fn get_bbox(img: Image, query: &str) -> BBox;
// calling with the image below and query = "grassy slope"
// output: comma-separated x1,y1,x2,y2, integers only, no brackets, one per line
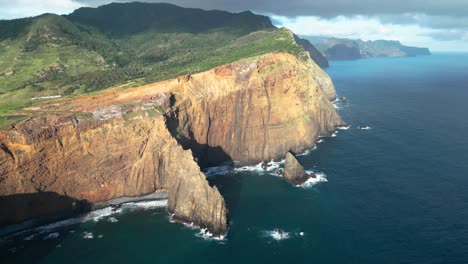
0,3,304,128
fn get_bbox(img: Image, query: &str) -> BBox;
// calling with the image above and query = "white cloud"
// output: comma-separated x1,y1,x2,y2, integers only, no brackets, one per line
0,0,85,19
271,15,468,52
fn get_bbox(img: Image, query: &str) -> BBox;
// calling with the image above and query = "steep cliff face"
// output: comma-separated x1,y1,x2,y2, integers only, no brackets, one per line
169,53,342,166
0,115,226,235
0,52,341,234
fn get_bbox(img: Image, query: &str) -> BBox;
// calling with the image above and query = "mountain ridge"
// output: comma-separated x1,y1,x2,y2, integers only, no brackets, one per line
0,2,326,129
306,36,431,60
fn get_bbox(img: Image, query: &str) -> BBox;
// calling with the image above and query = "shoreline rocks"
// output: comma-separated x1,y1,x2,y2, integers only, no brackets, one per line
283,152,310,186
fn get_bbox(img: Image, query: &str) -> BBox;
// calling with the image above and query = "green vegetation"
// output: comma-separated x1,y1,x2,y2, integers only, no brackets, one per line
0,2,307,127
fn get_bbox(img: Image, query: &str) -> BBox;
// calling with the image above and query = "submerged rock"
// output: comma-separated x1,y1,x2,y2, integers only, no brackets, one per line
283,152,310,186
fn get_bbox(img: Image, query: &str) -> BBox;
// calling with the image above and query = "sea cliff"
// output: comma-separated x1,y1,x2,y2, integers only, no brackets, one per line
0,52,342,236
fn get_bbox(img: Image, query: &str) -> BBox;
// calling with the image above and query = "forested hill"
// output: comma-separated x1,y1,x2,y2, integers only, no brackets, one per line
0,2,327,127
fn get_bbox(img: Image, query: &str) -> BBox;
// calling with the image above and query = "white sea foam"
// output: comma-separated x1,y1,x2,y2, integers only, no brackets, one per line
24,234,35,241
297,145,318,156
92,207,117,222
320,131,338,138
337,125,351,130
358,126,372,130
169,215,227,242
263,230,291,241
43,232,60,240
195,228,226,241
299,171,328,188
82,232,94,239
235,159,285,173
316,139,324,144
121,200,168,210
10,199,169,240
108,217,119,223
297,149,310,156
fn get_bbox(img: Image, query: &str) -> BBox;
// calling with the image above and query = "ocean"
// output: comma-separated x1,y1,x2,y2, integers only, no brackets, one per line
2,53,468,264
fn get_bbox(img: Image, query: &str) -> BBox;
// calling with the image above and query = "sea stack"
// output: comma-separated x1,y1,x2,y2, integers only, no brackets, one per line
283,152,310,185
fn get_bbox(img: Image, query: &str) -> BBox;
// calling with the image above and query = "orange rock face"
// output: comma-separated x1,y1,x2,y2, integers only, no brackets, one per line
0,52,342,235
170,53,343,166
0,116,227,235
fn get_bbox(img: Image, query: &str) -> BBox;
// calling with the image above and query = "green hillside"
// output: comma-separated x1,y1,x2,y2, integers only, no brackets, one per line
0,2,312,128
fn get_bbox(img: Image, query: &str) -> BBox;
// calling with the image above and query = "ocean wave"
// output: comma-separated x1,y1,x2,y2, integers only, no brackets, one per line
23,234,35,241
121,200,168,210
11,199,168,241
203,165,233,177
262,229,306,241
169,215,227,241
263,230,291,241
358,125,372,130
337,125,351,130
333,96,348,110
235,159,284,173
320,131,338,138
82,232,94,239
297,145,318,156
299,172,328,188
108,217,119,223
196,228,226,241
43,232,60,240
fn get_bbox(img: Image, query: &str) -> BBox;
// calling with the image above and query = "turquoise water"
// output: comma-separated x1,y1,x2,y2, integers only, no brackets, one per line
2,53,468,263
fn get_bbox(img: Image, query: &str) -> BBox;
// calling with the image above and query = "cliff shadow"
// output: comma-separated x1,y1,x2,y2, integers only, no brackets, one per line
0,192,92,264
163,99,241,224
207,173,244,224
164,105,233,169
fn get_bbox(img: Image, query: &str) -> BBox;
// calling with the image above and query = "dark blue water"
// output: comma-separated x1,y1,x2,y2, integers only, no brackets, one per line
2,53,468,263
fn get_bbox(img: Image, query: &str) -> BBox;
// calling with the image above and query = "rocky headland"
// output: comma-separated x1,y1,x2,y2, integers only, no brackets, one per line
307,37,431,61
0,51,343,236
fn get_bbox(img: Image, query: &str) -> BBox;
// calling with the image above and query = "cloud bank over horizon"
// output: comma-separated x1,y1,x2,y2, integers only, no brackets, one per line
1,0,467,51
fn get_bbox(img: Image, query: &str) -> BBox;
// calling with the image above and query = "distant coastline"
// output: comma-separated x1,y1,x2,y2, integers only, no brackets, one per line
304,36,431,61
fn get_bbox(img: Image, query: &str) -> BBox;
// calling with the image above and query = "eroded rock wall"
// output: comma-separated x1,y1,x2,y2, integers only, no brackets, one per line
0,115,226,235
171,53,342,166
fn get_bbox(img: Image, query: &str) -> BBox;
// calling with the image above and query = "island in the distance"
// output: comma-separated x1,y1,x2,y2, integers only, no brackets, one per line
305,36,431,61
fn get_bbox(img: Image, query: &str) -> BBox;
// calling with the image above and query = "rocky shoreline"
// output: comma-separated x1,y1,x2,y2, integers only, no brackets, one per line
0,192,169,238
91,192,168,210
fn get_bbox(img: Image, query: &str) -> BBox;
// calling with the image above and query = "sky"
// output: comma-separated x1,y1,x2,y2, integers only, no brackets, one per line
0,0,467,51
